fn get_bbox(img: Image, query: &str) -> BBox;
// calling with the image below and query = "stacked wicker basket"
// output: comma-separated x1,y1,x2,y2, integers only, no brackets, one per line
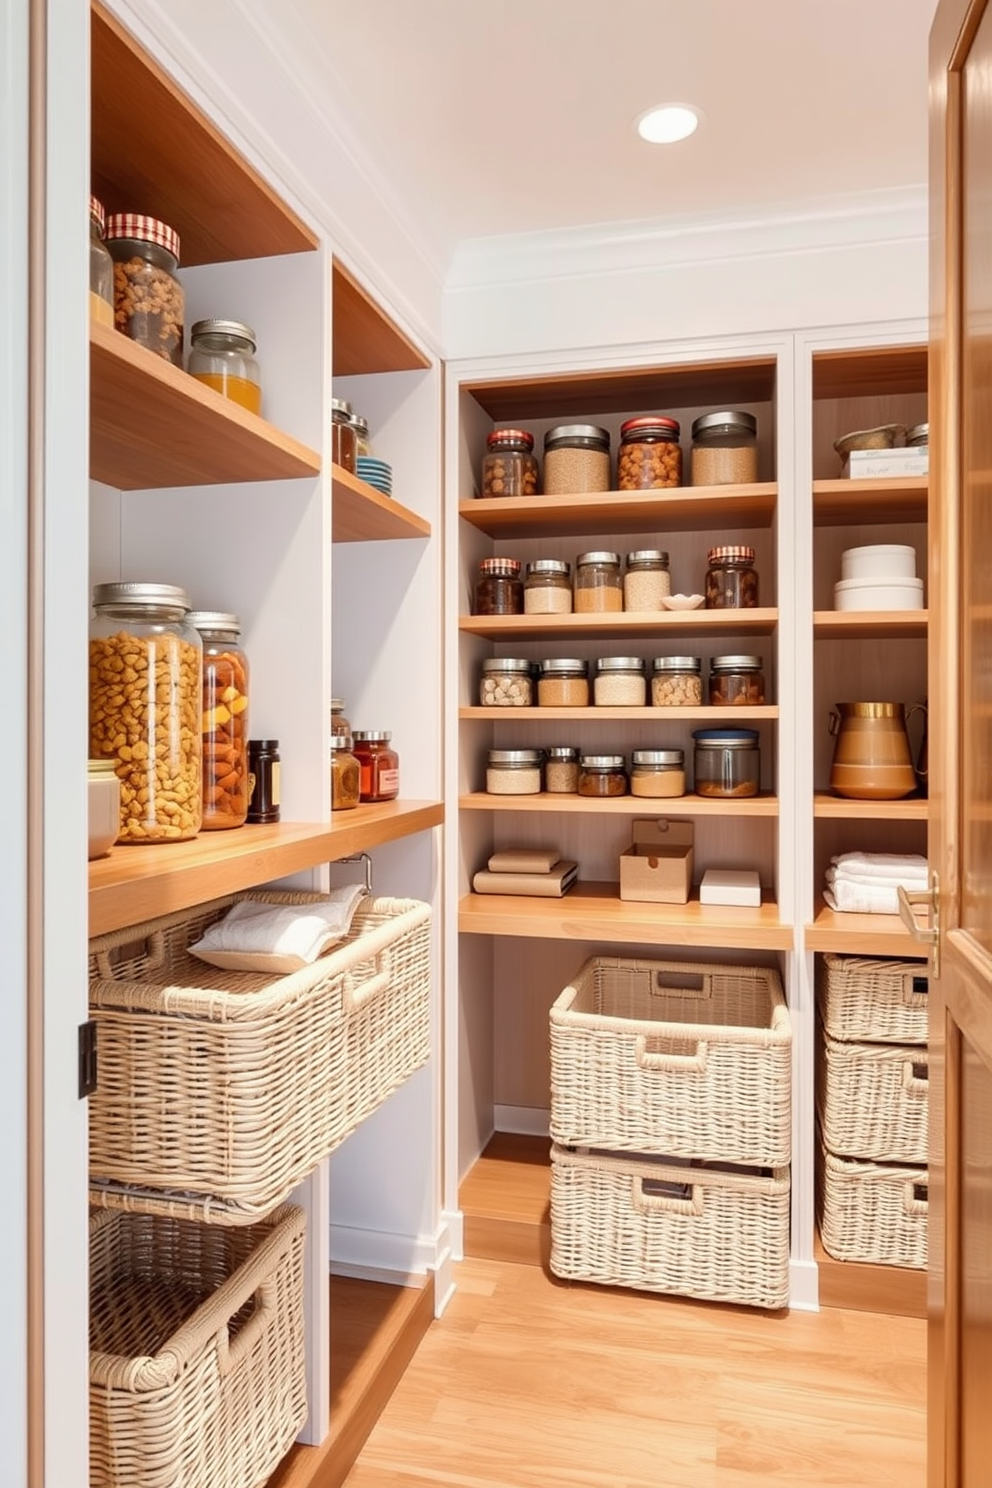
548,955,793,1310
816,954,929,1270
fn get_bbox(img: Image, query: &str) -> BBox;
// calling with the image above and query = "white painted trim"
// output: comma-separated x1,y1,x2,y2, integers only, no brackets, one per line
495,1105,550,1138
329,1221,445,1283
443,1207,464,1265
788,1257,820,1313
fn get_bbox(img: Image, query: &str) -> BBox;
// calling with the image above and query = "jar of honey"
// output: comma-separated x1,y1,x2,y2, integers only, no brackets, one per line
352,730,400,801
330,736,361,810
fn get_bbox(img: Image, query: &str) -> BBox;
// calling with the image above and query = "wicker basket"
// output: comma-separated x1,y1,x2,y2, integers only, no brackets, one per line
90,1204,307,1488
550,1144,791,1309
550,956,791,1167
88,891,432,1223
818,953,928,1045
818,1142,927,1269
818,1023,928,1163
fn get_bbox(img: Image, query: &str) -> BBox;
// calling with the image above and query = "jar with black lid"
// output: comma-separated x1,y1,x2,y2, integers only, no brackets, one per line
709,655,766,706
105,212,184,365
651,656,703,707
352,730,400,801
690,411,758,486
475,557,523,615
247,739,281,822
331,397,357,473
693,728,760,798
617,417,682,490
574,551,623,613
544,746,580,794
543,424,611,496
89,196,114,328
705,545,759,609
577,753,628,797
524,559,572,614
482,428,539,497
188,611,251,830
188,319,261,414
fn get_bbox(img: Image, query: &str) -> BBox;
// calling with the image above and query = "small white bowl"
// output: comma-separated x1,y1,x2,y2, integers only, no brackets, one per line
841,544,917,581
661,593,705,611
834,576,924,611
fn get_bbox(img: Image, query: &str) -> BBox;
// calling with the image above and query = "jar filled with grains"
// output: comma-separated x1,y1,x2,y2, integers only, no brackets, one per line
623,550,671,611
544,746,580,793
188,610,251,830
89,196,114,327
331,398,357,473
543,424,611,496
475,557,523,615
330,736,361,810
480,657,534,707
693,728,761,798
594,656,647,707
617,417,682,490
524,559,572,614
486,749,543,795
630,749,686,798
690,411,758,486
577,753,628,797
105,212,184,366
537,659,590,707
352,730,400,801
651,656,703,707
705,545,759,609
709,654,766,706
482,429,539,497
574,551,623,613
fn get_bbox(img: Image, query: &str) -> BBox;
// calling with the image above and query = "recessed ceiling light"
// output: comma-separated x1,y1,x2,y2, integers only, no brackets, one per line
636,104,701,145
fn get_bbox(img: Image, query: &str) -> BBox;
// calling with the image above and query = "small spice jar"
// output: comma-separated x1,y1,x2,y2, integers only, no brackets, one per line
486,749,542,795
594,656,647,707
906,422,929,448
574,551,623,613
330,697,352,746
651,656,703,707
188,610,251,830
331,398,357,473
105,212,184,366
349,412,371,457
544,746,580,794
524,559,572,615
709,654,766,706
480,657,533,707
89,196,114,328
630,749,686,798
537,659,590,707
693,728,761,798
617,417,682,490
623,550,672,611
481,428,539,497
577,754,628,797
330,736,361,810
352,730,400,801
474,557,523,615
188,319,262,414
705,545,759,609
690,411,759,486
543,424,611,496
247,739,281,823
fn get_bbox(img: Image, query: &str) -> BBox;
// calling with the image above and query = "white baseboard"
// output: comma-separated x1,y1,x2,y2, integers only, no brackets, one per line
328,1221,438,1285
494,1104,550,1137
788,1256,820,1312
442,1205,464,1264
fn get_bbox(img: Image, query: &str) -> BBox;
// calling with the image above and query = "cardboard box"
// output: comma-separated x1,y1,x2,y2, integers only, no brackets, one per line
699,868,762,907
842,448,929,479
619,819,694,904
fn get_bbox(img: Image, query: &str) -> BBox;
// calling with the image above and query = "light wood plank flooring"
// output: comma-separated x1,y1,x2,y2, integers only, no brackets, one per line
341,1256,926,1487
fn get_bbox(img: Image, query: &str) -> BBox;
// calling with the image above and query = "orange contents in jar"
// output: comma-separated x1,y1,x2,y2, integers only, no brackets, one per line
191,372,262,414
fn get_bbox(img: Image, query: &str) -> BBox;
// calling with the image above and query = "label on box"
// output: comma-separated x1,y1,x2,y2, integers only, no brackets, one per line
843,448,929,479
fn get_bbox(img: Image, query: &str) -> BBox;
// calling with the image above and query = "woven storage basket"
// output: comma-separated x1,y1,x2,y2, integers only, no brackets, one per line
88,890,431,1223
550,956,791,1167
90,1203,307,1488
818,1023,928,1163
550,1144,791,1309
818,953,928,1045
818,1142,927,1269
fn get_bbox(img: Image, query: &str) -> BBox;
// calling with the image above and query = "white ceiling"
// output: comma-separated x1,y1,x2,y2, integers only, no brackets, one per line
275,0,938,270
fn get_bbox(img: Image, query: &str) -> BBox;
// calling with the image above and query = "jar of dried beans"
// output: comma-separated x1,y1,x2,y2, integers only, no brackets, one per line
594,656,646,707
543,424,611,495
480,658,534,707
105,212,184,366
617,417,682,489
481,429,539,497
524,559,572,614
574,551,622,613
690,411,758,486
544,746,580,793
623,550,671,611
537,658,590,707
188,611,251,830
651,656,703,707
709,654,766,706
705,545,759,609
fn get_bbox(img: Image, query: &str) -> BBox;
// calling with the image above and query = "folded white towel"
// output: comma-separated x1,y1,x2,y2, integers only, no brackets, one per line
189,884,367,974
823,881,902,915
827,866,925,892
830,852,928,882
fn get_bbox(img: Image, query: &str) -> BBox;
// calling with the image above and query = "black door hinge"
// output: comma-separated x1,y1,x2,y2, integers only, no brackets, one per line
78,1021,98,1099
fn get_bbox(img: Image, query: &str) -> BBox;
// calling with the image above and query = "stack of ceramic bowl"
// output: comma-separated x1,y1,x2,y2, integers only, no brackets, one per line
356,455,393,496
834,544,923,611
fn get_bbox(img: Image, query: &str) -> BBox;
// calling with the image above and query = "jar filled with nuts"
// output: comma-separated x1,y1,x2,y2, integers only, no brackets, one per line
486,749,542,795
475,557,523,615
594,656,647,707
188,319,262,414
577,753,628,797
482,429,539,497
89,196,114,328
543,424,611,496
705,545,759,609
623,550,671,611
537,658,589,707
480,657,534,707
104,213,184,366
630,749,686,798
709,654,766,706
544,745,580,793
188,611,251,830
89,582,202,843
524,559,572,615
574,551,623,613
651,656,703,707
690,411,758,486
617,417,682,490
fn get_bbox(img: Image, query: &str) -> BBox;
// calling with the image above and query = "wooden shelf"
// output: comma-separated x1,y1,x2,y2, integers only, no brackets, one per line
812,476,928,526
805,905,918,954
91,4,317,265
814,608,928,640
460,791,779,817
814,1231,925,1320
812,344,927,401
459,483,776,539
459,880,792,949
331,464,431,542
460,608,779,642
813,792,928,820
90,318,321,489
332,259,430,376
88,802,444,937
459,704,777,723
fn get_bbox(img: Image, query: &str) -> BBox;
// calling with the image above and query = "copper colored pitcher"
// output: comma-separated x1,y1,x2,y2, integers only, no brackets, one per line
828,701,922,801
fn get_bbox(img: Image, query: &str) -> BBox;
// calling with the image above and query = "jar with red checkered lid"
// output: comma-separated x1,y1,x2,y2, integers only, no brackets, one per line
104,212,184,366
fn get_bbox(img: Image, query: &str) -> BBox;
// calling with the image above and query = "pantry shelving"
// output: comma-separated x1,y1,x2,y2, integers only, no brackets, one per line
812,476,928,526
459,705,778,722
331,462,432,542
813,610,928,640
806,908,920,955
813,794,928,820
459,792,779,816
459,482,777,538
459,609,778,641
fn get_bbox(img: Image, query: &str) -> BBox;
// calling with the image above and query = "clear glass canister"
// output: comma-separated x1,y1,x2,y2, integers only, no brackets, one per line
690,411,758,486
331,398,357,473
486,749,542,795
623,550,671,611
693,728,761,798
475,557,523,615
352,730,400,801
594,656,646,707
543,424,611,496
544,746,580,793
630,749,686,798
705,545,759,609
617,417,682,490
104,212,184,366
537,658,589,707
188,319,261,414
349,413,371,457
187,611,251,830
524,559,572,615
330,736,361,810
709,654,766,706
651,656,703,707
577,753,628,797
480,657,533,707
482,428,539,497
330,697,352,746
89,196,114,328
89,581,202,843
574,551,623,613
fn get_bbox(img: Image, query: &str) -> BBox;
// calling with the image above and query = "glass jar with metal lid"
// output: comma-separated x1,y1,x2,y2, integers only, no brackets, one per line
537,659,589,707
577,753,628,797
486,748,542,795
594,656,647,707
482,428,539,497
709,654,766,706
188,320,261,414
623,550,671,611
89,581,202,842
330,736,361,810
524,559,572,614
348,412,371,457
693,728,760,798
705,545,759,609
331,397,357,473
630,749,686,798
331,697,352,747
690,411,758,486
617,417,682,490
105,212,184,365
544,745,580,794
480,657,534,707
475,557,523,615
574,551,623,613
906,422,929,448
89,196,114,328
188,611,251,830
352,730,400,801
651,656,703,707
543,424,611,496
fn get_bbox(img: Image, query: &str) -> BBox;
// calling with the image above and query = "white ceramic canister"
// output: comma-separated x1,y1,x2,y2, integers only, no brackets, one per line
834,576,924,611
840,544,917,581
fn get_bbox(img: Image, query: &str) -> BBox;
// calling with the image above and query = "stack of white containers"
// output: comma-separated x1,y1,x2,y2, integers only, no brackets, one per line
833,544,924,611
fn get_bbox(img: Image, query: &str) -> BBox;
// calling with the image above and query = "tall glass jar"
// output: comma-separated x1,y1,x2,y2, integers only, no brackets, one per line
187,611,251,830
188,319,261,414
482,429,539,497
623,550,671,611
89,582,202,843
693,728,761,798
690,411,758,486
474,557,523,615
330,697,352,747
331,397,357,472
543,424,611,495
104,213,184,366
89,196,114,328
651,656,703,707
705,545,759,608
544,746,580,793
617,417,682,490
574,551,623,613
352,731,400,801
524,559,572,614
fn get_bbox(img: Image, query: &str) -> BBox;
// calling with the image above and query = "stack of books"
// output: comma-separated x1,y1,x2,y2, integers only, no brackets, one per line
472,847,578,898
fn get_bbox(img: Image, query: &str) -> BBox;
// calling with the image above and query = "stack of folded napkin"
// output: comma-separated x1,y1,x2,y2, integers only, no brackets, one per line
473,847,578,898
823,851,928,915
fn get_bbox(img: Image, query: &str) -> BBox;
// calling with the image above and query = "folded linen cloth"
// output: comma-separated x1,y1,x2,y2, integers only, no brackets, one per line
823,880,904,915
830,852,928,883
188,883,367,974
826,867,924,893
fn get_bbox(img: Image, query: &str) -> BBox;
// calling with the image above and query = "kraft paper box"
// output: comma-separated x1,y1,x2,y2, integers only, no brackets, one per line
619,819,694,905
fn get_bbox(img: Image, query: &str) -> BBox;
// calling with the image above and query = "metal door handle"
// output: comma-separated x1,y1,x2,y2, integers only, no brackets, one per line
897,873,940,977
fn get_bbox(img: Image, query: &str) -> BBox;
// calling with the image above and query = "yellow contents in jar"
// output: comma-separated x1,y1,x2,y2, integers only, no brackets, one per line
89,290,114,328
191,371,262,414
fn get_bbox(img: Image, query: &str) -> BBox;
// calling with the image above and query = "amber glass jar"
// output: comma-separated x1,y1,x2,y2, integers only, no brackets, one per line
331,397,357,473
475,557,523,615
543,425,611,495
352,730,400,801
524,559,572,614
188,319,261,414
574,551,623,613
89,196,114,327
577,753,628,797
481,429,539,496
705,545,759,609
617,417,682,490
105,212,184,366
188,611,251,830
330,736,361,810
709,655,766,706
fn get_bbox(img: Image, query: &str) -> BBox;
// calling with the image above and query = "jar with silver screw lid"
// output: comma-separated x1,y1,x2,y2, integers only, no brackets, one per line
594,656,646,707
188,319,261,414
537,659,589,707
623,550,671,611
188,610,251,830
709,655,766,706
486,749,543,795
574,551,623,613
544,746,580,794
577,754,628,797
651,656,703,707
524,559,572,614
690,411,758,486
630,749,686,798
480,657,534,707
543,424,611,496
